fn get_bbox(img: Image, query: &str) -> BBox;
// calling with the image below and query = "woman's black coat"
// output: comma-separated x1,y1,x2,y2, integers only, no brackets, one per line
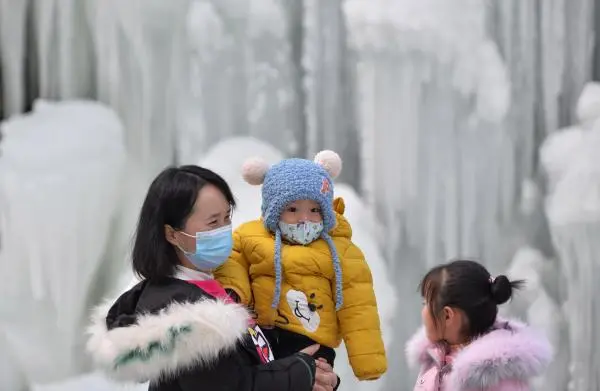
87,278,316,391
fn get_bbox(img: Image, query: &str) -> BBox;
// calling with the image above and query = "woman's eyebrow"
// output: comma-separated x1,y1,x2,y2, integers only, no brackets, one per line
205,208,231,220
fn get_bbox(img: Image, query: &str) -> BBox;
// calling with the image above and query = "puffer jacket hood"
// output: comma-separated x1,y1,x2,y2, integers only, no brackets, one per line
406,318,553,390
86,279,249,383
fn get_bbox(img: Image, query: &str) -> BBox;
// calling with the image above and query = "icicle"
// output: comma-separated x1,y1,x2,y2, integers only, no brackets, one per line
0,0,29,116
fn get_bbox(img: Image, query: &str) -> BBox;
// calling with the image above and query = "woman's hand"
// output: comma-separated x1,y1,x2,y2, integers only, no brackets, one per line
298,345,338,391
313,358,338,391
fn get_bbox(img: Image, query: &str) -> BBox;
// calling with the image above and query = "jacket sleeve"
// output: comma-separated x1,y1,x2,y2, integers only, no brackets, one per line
337,241,387,380
177,352,316,391
214,229,253,305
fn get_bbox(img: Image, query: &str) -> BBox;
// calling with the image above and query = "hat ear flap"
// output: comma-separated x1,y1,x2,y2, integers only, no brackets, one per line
242,157,270,185
314,150,342,179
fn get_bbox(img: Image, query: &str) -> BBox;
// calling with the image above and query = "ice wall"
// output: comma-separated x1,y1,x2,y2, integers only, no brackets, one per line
0,0,29,117
0,101,130,390
197,136,285,226
333,184,397,391
540,83,600,391
30,372,147,391
343,1,596,389
344,0,515,276
503,247,569,391
1,1,599,390
0,0,191,176
0,0,362,187
344,1,513,386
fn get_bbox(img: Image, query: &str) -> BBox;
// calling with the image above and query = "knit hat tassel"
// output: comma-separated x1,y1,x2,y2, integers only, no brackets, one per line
322,232,344,311
271,228,283,309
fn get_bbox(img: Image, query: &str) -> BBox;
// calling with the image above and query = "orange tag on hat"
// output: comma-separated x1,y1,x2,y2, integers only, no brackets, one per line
320,178,331,194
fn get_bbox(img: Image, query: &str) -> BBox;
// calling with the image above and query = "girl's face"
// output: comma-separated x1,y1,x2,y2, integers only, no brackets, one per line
421,301,464,344
422,302,443,342
280,199,322,224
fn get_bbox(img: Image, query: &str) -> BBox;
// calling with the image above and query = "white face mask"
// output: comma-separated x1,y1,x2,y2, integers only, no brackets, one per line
278,221,324,245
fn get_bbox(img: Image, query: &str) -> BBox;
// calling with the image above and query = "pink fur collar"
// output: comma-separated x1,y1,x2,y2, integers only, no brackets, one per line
405,318,553,390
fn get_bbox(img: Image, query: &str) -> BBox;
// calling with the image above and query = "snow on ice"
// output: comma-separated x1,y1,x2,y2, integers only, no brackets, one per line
0,100,130,389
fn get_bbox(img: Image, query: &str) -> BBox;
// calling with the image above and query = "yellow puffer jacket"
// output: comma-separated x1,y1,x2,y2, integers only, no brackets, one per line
214,197,387,380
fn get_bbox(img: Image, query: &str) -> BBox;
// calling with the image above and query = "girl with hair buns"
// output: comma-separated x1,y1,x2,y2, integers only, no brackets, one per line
406,260,553,391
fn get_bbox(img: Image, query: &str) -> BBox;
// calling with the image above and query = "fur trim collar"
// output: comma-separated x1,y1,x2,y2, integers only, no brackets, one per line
406,318,553,390
86,299,250,382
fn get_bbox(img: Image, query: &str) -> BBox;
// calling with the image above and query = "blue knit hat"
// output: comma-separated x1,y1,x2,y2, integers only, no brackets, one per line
242,150,344,310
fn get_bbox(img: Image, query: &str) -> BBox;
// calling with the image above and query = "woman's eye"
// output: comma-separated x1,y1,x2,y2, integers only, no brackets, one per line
210,220,218,225
311,208,321,213
288,207,297,212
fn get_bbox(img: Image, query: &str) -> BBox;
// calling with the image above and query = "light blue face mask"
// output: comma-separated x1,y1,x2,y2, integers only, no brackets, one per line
278,221,324,245
178,224,233,270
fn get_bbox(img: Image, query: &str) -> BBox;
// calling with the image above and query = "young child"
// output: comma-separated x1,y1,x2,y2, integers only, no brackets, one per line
214,150,387,381
406,260,553,391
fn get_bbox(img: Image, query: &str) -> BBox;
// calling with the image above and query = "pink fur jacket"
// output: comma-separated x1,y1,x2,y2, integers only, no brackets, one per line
405,318,553,391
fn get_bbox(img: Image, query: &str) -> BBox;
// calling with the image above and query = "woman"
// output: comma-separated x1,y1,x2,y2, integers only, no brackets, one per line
86,165,339,391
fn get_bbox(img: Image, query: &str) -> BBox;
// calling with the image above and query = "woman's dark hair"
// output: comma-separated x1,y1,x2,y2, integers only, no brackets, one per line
419,259,524,338
131,165,235,280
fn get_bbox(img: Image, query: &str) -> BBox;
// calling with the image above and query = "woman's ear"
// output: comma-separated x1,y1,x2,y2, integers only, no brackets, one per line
164,224,179,247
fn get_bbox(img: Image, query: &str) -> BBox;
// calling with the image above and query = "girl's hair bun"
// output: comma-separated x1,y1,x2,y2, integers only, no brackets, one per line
490,275,524,305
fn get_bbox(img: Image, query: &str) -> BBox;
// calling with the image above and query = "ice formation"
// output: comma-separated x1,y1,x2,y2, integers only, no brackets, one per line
1,1,599,390
0,0,29,116
576,82,600,130
345,0,511,124
182,0,302,160
0,101,129,389
541,89,600,390
344,0,515,271
30,372,147,391
504,246,569,391
541,82,600,227
342,2,596,388
333,184,397,391
197,136,285,227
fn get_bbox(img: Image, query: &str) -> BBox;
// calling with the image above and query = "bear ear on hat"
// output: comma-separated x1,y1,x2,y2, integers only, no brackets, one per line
314,150,342,179
242,157,270,185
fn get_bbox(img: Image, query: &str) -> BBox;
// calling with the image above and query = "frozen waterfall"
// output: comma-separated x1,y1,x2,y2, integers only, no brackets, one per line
1,0,600,390
540,82,600,391
0,101,135,390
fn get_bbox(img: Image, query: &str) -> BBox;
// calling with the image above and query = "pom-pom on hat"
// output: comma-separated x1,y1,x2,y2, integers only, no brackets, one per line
241,150,344,310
